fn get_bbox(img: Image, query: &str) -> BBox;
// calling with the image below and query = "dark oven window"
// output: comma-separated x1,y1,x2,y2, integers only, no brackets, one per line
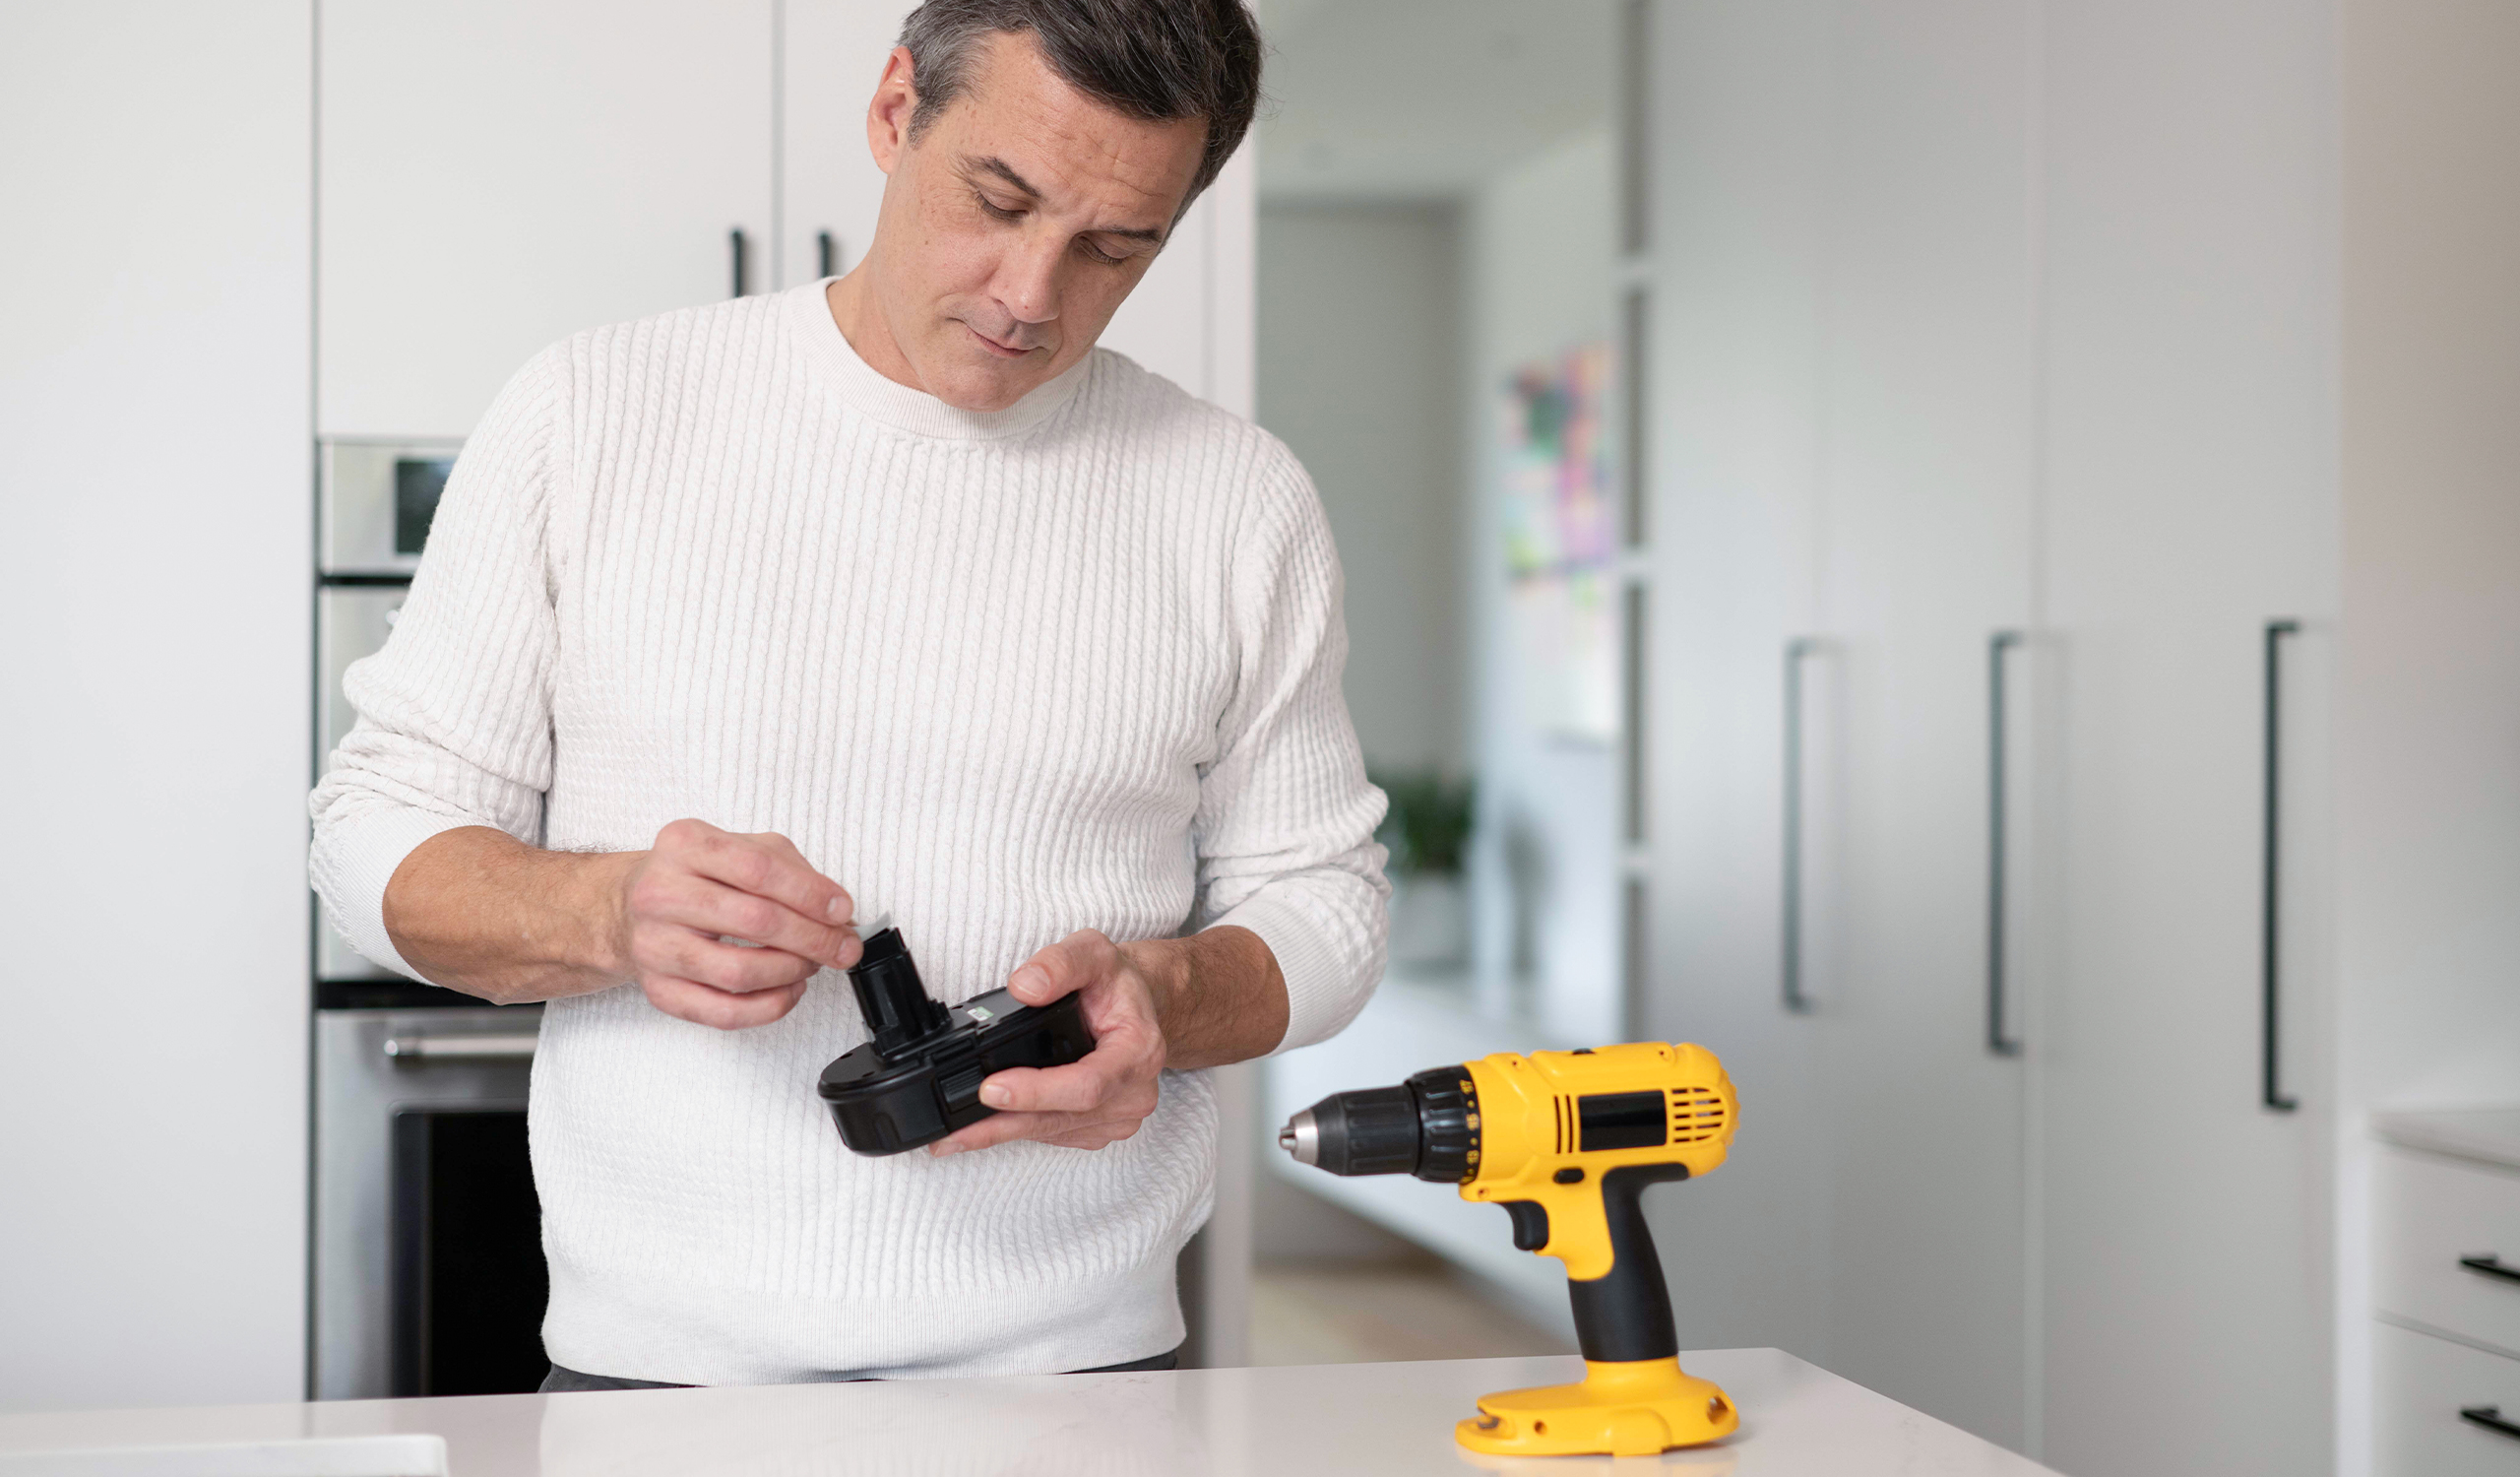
391,1107,547,1395
393,458,453,557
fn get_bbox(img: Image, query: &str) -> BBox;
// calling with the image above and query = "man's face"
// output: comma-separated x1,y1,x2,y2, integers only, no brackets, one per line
857,33,1206,412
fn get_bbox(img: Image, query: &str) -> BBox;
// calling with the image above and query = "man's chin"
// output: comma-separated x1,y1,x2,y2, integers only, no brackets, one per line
927,356,1055,415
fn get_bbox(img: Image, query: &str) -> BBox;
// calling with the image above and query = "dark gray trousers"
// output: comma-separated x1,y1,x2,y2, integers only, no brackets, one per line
539,1345,1181,1392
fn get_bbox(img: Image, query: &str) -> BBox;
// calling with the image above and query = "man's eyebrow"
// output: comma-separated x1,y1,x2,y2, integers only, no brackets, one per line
965,154,1166,243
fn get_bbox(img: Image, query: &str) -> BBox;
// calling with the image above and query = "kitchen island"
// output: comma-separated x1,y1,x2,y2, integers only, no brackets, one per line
0,1348,2056,1475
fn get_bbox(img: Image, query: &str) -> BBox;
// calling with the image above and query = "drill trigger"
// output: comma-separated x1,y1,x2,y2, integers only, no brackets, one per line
1501,1199,1550,1252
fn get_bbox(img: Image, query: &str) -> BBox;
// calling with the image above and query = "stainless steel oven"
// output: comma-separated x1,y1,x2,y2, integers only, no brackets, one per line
313,1007,545,1399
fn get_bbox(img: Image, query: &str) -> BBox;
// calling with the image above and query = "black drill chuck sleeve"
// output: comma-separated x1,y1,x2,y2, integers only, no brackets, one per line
1305,1084,1421,1175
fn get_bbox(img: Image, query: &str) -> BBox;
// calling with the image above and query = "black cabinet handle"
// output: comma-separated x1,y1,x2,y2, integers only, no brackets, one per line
729,227,749,298
2461,1405,2520,1442
2262,619,2300,1112
1987,631,2024,1057
2460,1254,2520,1285
818,230,838,279
1783,637,1817,1014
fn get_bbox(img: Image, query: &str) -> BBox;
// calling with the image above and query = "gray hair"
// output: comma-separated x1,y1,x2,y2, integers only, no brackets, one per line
898,0,1263,210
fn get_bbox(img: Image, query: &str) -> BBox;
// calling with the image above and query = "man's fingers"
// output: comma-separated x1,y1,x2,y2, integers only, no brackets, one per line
929,1108,1146,1156
645,928,818,995
659,820,856,935
1006,930,1116,1005
638,871,856,970
642,974,807,1031
979,1053,1163,1117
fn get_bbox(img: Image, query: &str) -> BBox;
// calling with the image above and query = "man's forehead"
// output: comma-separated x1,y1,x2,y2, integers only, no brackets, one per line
930,32,1202,227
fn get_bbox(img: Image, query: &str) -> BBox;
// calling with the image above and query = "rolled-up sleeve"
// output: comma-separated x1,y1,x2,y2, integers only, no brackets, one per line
308,347,568,982
1196,454,1391,1053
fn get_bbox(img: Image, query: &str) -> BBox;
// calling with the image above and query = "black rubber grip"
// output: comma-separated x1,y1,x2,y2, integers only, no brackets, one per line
1564,1163,1689,1363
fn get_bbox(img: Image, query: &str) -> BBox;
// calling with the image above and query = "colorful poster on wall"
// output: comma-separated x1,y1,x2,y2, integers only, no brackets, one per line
1500,342,1618,744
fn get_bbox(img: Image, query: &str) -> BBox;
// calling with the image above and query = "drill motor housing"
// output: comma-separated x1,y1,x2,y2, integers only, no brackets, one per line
1281,1041,1739,1456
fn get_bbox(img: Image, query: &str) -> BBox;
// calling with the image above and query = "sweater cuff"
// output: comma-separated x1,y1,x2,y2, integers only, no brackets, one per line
1210,893,1373,1055
312,806,481,985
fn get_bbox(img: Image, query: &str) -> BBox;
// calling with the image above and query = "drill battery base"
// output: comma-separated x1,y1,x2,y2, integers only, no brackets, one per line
1458,1356,1737,1457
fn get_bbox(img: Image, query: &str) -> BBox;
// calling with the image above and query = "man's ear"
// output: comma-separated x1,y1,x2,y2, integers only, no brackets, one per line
866,45,918,176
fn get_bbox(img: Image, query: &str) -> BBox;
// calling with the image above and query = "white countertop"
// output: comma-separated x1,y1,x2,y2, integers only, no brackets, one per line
0,1349,2055,1476
2373,1107,2520,1172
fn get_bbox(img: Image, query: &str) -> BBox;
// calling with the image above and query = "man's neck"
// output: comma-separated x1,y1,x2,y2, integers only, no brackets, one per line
823,270,929,395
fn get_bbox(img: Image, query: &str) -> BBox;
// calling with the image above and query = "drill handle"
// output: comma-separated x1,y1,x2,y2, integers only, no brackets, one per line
1564,1164,1689,1364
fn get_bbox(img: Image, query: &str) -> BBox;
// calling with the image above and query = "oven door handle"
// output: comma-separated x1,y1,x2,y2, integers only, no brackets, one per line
381,1033,537,1061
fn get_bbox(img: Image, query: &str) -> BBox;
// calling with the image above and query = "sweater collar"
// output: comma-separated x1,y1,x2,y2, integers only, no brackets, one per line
784,280,1089,442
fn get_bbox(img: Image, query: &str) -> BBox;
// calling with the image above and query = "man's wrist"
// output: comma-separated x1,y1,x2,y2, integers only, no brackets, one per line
564,849,642,983
1118,934,1197,1038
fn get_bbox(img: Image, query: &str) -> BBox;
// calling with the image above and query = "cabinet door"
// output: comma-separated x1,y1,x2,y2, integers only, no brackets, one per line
1,0,313,1410
779,0,904,289
320,0,775,438
1640,0,1835,1363
1807,0,2036,1449
2035,1,2339,1472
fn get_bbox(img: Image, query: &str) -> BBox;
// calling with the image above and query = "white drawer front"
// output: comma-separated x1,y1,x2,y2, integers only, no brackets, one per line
2376,1320,2520,1476
2377,1147,2520,1354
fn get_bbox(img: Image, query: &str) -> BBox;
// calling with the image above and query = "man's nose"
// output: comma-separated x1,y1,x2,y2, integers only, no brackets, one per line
995,232,1065,328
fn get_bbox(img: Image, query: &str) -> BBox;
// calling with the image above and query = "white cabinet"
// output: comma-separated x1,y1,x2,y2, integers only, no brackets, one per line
779,0,905,290
0,2,313,1412
1802,0,2039,1449
2033,3,2340,1473
326,0,1245,439
2372,1122,2520,1476
1647,0,2344,1471
2374,1320,2520,1477
319,0,776,439
1644,0,2040,1445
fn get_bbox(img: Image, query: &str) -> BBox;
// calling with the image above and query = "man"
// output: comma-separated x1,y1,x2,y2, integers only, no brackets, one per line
310,0,1387,1388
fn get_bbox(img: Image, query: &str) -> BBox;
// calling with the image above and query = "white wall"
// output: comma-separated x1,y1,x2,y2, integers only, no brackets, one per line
2336,4,2520,1465
1255,203,1466,771
1462,129,1623,1041
0,3,313,1411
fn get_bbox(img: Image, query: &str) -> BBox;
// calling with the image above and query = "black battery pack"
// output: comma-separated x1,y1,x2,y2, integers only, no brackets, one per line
816,922,1095,1156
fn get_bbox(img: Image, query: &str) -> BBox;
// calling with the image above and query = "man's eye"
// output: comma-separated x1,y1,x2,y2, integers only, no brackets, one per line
1077,238,1129,267
976,193,1023,222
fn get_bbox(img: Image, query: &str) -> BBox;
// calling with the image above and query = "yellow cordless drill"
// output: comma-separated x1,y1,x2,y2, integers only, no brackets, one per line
1278,1042,1738,1457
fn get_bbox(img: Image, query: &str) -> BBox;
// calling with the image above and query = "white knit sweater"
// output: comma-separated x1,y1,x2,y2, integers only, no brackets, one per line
309,282,1388,1383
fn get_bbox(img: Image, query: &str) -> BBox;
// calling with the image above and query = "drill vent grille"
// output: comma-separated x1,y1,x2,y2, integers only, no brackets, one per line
1669,1086,1728,1143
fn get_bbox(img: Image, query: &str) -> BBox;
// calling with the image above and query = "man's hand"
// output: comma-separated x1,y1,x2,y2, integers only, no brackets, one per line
382,819,860,1029
607,819,863,1030
926,925,1287,1156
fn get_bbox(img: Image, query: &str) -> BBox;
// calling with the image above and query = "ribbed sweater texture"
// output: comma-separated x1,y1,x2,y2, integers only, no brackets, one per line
308,282,1389,1383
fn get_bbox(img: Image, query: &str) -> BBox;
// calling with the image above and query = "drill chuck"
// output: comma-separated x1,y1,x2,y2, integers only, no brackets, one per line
1278,1067,1480,1181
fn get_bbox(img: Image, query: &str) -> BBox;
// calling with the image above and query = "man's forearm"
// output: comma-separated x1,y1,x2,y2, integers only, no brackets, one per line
1122,925,1288,1069
383,825,633,1004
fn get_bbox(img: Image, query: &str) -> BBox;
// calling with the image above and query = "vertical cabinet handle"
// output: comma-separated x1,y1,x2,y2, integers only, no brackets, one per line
1987,631,2024,1057
1783,637,1817,1014
2461,1405,2520,1442
818,230,839,279
2262,618,2300,1112
729,227,749,298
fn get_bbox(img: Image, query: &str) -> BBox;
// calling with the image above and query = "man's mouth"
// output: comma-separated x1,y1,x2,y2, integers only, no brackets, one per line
964,324,1038,359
